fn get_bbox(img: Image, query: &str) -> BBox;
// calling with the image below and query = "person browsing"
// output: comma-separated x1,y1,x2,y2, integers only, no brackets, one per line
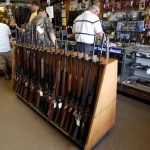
0,22,12,80
31,9,57,47
73,5,104,54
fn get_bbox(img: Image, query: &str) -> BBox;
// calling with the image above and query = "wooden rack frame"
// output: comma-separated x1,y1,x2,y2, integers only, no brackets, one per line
12,45,117,150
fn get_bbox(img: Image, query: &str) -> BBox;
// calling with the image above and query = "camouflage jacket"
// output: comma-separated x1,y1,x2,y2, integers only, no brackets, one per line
31,16,54,46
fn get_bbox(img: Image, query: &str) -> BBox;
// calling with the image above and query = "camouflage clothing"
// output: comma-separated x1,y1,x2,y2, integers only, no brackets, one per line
31,16,54,46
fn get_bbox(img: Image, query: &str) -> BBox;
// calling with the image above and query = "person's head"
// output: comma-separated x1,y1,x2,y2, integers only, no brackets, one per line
37,9,47,17
40,0,47,10
31,1,39,12
89,5,100,16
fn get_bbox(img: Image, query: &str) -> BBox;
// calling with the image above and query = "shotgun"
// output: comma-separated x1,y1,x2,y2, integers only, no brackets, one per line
54,41,67,123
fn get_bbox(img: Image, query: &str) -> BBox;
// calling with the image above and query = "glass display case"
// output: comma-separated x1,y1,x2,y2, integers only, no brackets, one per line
120,45,150,102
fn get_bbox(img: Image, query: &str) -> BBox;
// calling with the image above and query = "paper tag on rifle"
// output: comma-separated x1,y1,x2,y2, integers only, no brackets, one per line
58,102,62,109
39,90,43,97
64,105,68,109
37,26,44,34
147,68,150,74
25,82,28,87
53,102,57,108
76,119,80,126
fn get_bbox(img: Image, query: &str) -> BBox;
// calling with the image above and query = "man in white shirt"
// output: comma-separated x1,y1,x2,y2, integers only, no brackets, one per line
73,5,104,54
0,22,12,80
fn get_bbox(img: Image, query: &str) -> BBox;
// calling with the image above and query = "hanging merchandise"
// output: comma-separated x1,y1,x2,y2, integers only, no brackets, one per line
139,0,145,10
136,21,145,32
62,17,67,26
115,0,121,10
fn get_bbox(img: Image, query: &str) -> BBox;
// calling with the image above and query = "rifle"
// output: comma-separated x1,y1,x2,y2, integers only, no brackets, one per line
60,48,73,128
77,36,104,143
19,31,28,96
69,51,86,134
40,45,52,115
43,43,54,115
22,29,32,100
72,62,92,141
47,41,61,120
28,31,40,105
54,41,67,123
15,29,22,92
25,27,37,100
79,61,100,144
60,49,78,130
71,44,94,140
35,42,45,109
48,43,54,94
42,43,54,115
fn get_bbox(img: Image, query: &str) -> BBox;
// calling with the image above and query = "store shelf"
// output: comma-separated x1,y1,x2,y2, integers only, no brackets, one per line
136,56,150,60
122,80,150,93
120,82,150,102
129,66,150,73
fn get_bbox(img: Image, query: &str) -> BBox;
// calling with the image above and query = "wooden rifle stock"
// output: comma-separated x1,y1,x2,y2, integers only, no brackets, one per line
63,57,78,130
47,60,61,120
54,42,68,123
69,58,85,134
79,64,100,144
72,62,93,140
60,54,73,128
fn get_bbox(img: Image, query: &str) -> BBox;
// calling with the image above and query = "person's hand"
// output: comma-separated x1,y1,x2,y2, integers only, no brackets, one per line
109,42,117,47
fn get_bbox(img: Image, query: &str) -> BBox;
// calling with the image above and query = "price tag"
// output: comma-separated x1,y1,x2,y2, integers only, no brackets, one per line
39,90,43,97
73,110,77,116
53,101,57,108
147,68,150,74
58,102,62,109
64,105,68,109
25,82,28,86
76,119,80,126
37,26,44,34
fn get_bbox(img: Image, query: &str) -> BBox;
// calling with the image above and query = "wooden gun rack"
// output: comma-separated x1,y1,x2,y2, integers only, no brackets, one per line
12,45,117,150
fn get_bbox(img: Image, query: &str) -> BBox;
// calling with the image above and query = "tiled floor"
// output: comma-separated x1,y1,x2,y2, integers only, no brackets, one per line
0,78,150,150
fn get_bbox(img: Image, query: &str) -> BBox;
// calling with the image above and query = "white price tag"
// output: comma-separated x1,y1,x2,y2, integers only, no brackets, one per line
25,82,28,86
58,102,62,109
54,102,57,108
147,68,150,74
39,90,43,97
76,119,80,126
37,26,44,34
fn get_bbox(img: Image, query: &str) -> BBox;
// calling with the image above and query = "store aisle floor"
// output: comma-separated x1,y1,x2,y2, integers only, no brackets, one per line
0,78,150,150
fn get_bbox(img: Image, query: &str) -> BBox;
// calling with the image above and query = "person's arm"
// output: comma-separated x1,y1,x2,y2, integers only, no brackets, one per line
94,18,116,47
50,32,56,46
46,18,57,46
93,16,104,37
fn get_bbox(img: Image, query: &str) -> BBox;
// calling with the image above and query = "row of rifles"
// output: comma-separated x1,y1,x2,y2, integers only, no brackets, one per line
14,28,104,145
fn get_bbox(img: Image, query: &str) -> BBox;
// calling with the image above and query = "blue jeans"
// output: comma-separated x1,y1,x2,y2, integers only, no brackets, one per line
76,42,94,54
